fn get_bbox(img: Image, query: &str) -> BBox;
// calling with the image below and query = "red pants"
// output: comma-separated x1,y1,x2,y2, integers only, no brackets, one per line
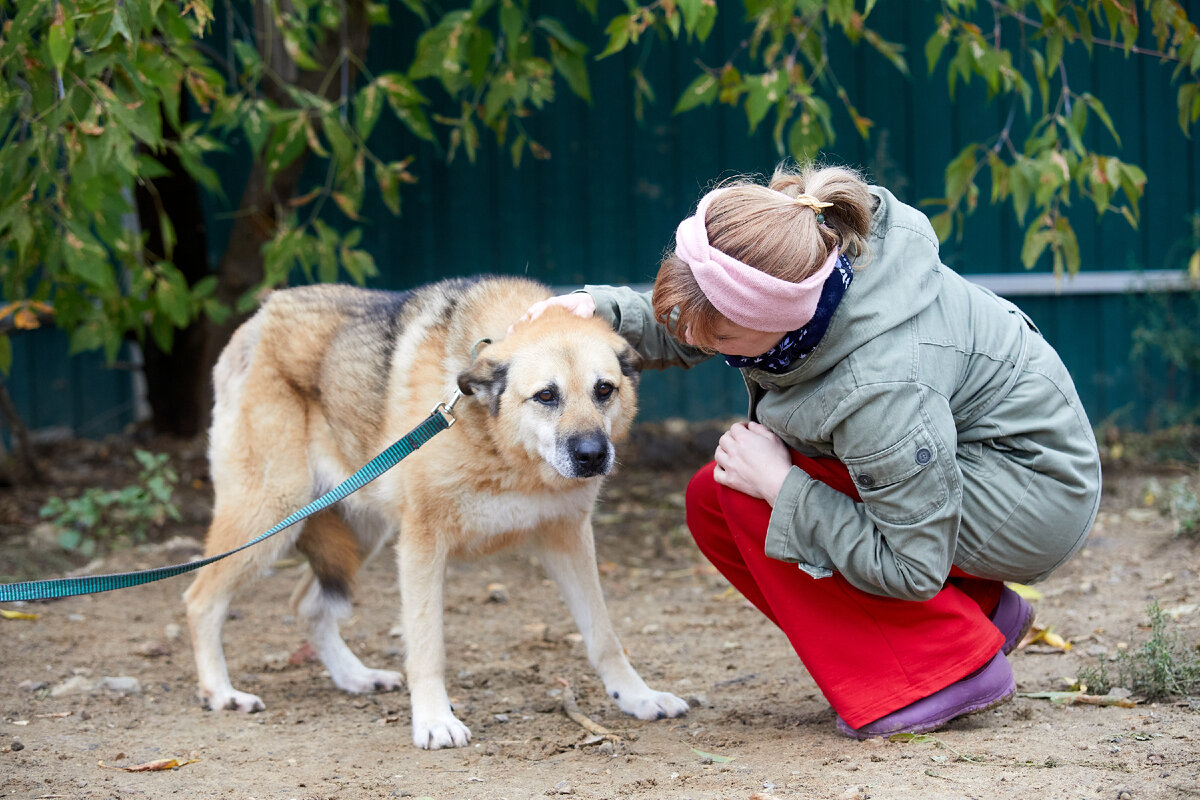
686,452,1006,727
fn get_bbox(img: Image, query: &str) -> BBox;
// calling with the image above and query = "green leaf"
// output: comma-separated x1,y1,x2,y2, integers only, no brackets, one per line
1045,31,1064,75
537,16,587,56
929,210,953,242
355,82,385,141
925,28,949,74
1010,160,1034,223
1054,215,1080,275
1178,82,1200,135
694,1,717,41
375,161,401,215
501,1,524,57
550,44,591,103
59,528,83,551
745,75,777,133
158,210,176,258
341,247,377,284
678,0,702,37
944,144,976,208
48,3,74,72
0,334,11,375
1020,224,1052,269
690,747,735,763
156,267,192,327
1078,94,1119,147
265,115,309,176
510,131,526,167
787,112,827,161
673,72,718,114
596,14,631,60
398,0,429,24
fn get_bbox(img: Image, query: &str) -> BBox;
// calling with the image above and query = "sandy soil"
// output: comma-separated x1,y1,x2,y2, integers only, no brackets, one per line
1,425,1198,800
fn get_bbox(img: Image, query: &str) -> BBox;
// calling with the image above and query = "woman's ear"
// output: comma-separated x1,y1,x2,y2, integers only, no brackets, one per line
456,358,509,416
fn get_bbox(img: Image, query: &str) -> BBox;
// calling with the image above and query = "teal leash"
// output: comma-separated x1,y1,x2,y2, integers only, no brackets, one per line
0,394,462,604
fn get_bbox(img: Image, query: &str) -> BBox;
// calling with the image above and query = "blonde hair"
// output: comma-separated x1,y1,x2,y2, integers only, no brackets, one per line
652,162,875,350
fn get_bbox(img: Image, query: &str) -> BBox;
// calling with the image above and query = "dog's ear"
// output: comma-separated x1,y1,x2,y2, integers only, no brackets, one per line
616,344,642,389
456,358,509,416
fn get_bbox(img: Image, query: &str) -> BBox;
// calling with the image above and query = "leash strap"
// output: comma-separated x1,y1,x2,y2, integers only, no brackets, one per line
0,399,460,603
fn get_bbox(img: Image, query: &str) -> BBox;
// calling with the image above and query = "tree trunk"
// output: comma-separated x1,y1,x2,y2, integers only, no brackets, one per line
135,101,212,438
140,2,373,436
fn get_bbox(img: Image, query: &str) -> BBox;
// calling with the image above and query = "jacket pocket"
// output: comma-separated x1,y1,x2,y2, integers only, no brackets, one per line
842,423,948,525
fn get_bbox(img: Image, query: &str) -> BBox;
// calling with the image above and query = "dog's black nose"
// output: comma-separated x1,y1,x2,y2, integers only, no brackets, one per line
567,432,609,477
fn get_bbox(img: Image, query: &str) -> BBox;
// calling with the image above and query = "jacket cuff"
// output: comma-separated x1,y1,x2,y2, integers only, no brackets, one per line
583,284,646,340
765,467,836,578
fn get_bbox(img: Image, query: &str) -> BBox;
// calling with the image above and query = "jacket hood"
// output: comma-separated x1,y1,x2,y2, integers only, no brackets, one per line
743,185,945,386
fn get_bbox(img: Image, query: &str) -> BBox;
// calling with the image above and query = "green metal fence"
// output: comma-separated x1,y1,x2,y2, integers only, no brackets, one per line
4,1,1198,441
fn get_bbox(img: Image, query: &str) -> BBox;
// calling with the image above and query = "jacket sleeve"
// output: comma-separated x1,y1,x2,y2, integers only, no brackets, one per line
764,382,963,601
583,284,712,371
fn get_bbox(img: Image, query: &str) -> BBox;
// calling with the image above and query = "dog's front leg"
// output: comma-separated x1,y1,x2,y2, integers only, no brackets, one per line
395,528,471,749
536,520,690,721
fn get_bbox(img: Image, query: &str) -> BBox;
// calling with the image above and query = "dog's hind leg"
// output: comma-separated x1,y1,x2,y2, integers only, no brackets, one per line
294,511,403,694
535,520,690,721
184,507,305,713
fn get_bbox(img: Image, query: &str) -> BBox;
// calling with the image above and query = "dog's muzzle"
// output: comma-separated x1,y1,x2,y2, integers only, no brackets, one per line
565,431,613,478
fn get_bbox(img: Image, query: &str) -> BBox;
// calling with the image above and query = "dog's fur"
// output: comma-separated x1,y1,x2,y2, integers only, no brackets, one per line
184,276,688,749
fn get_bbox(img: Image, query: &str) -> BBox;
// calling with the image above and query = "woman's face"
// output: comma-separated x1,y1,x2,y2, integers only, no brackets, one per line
686,318,786,357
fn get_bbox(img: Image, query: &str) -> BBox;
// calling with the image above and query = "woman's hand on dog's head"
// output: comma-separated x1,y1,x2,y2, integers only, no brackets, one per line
512,292,597,332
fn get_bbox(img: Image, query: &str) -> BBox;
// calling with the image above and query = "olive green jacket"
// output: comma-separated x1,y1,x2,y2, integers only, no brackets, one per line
586,186,1101,601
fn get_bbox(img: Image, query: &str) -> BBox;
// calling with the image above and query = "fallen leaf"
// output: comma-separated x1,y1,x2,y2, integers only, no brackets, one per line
1163,603,1197,619
1,609,40,621
690,746,735,763
1017,690,1137,708
98,758,199,772
1005,582,1042,601
288,642,317,665
1023,624,1072,651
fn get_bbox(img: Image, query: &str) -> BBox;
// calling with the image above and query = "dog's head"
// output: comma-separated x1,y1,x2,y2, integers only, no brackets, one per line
456,307,641,482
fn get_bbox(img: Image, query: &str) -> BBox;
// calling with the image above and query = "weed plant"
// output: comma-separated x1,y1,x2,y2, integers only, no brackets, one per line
1077,600,1200,701
39,450,181,557
1144,473,1200,536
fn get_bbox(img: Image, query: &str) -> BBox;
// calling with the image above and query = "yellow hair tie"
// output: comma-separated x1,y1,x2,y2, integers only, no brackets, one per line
794,193,833,211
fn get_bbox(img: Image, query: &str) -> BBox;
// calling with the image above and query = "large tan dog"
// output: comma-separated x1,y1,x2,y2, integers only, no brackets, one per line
184,276,688,749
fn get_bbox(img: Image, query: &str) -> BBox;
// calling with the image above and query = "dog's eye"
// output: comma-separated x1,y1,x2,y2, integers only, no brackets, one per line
533,388,558,405
595,381,615,400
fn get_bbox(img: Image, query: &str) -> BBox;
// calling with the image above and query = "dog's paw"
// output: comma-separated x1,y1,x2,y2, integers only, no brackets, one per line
614,688,690,721
200,689,265,713
412,713,472,750
333,667,404,694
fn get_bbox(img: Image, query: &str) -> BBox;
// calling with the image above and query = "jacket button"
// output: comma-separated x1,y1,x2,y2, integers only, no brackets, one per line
856,473,875,488
760,381,781,391
915,447,932,465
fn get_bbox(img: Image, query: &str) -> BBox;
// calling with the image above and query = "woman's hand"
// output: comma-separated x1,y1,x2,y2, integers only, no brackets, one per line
514,293,596,328
712,422,792,506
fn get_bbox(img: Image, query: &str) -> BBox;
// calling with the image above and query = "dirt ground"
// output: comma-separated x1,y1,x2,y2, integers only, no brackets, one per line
1,423,1198,800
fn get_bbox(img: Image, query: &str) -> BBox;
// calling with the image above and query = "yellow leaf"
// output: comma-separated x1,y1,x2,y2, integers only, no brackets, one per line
1005,582,1042,601
13,308,39,329
1189,249,1199,283
99,758,199,772
1,609,39,620
1025,624,1072,651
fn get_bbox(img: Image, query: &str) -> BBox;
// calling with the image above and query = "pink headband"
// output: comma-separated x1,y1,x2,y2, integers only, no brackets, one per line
674,188,838,332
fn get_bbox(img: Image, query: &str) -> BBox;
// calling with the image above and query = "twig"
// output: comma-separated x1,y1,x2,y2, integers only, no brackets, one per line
556,677,623,745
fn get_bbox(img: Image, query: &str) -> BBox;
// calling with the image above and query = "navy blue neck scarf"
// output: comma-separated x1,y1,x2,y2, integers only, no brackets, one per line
723,254,853,373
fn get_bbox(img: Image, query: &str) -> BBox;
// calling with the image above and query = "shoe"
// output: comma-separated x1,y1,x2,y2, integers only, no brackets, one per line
835,651,1015,739
990,585,1035,655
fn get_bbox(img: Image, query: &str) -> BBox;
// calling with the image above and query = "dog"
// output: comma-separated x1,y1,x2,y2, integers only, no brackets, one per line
183,275,689,749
